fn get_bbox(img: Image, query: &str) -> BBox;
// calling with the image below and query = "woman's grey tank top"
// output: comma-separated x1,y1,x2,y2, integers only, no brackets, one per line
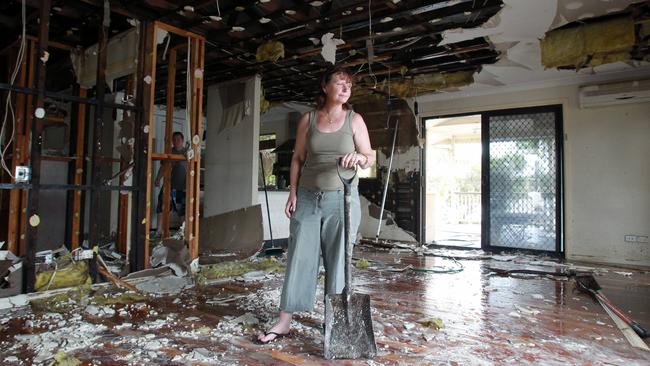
299,109,359,190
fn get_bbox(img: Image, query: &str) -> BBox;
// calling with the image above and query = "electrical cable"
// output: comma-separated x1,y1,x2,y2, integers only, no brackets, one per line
367,0,377,88
0,0,27,179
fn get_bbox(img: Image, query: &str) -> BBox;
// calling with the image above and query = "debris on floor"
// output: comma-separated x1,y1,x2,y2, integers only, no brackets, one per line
135,275,193,296
416,317,444,330
0,250,23,297
0,247,648,365
150,238,191,277
195,256,284,284
34,249,92,292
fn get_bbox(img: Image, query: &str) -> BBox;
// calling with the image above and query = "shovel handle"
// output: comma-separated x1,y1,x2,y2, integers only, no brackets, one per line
337,160,357,295
336,160,357,196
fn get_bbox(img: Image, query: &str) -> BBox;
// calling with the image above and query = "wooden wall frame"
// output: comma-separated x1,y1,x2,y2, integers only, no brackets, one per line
142,21,204,267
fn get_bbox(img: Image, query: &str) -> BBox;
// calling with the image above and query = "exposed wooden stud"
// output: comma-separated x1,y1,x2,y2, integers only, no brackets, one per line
117,75,135,254
88,1,109,249
6,36,30,255
24,0,52,293
161,48,177,238
151,152,186,161
155,21,207,41
19,39,37,256
71,87,87,250
130,20,154,272
142,22,159,268
186,36,204,260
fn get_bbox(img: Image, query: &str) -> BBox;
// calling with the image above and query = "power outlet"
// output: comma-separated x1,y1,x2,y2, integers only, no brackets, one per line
624,235,637,243
15,166,30,183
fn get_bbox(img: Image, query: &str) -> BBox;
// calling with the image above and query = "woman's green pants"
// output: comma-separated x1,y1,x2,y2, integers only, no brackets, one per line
280,186,361,312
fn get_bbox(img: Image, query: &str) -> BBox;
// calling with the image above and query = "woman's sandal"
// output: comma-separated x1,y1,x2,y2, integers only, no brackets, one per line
257,331,290,344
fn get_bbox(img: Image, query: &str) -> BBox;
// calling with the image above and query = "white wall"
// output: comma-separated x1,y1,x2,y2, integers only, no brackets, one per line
204,75,261,217
416,83,650,267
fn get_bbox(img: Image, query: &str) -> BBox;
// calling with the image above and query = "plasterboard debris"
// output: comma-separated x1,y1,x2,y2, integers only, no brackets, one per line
320,33,345,64
134,275,193,295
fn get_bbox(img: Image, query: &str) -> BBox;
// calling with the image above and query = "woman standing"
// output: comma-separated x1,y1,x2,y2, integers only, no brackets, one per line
258,66,374,343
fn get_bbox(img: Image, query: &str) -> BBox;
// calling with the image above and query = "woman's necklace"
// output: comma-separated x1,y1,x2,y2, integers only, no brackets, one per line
325,109,339,124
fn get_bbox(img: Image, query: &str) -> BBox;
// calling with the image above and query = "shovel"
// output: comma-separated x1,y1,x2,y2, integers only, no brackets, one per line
324,162,377,359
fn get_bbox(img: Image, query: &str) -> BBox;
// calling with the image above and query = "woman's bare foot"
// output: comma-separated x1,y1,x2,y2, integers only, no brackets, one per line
258,311,292,343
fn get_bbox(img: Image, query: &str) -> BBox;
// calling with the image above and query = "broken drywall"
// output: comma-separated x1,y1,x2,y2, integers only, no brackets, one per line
70,27,139,89
198,205,264,263
149,239,191,277
352,99,419,149
438,0,648,89
358,195,417,242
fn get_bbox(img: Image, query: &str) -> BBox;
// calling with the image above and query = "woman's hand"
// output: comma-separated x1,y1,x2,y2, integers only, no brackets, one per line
340,152,367,169
285,191,297,218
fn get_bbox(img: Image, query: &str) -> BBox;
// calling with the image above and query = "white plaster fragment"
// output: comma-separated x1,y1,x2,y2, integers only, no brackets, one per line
156,29,168,45
565,1,583,10
0,294,29,310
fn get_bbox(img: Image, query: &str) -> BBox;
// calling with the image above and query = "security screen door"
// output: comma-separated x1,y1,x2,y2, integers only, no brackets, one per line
482,106,563,254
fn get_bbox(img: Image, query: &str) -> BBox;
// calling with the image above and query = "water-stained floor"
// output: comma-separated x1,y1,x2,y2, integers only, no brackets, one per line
1,246,649,365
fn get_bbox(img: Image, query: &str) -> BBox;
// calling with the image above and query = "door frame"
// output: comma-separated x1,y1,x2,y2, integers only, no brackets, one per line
481,105,564,256
421,105,564,256
420,111,483,247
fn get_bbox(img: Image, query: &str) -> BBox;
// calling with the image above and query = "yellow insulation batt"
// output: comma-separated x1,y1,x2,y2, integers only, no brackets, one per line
35,256,92,292
541,16,635,69
256,41,285,62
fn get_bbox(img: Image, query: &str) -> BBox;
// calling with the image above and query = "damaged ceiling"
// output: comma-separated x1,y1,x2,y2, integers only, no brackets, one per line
425,0,650,101
0,0,649,106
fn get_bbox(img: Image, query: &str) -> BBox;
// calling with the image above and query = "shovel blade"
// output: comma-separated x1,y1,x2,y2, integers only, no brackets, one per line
324,292,377,359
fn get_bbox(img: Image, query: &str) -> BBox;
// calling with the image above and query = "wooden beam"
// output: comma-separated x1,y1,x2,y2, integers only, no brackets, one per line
6,36,30,255
188,37,204,260
154,21,206,41
151,152,186,161
19,40,37,256
130,21,153,273
88,2,109,248
117,75,134,254
142,21,159,268
24,0,51,293
71,87,87,250
161,48,176,238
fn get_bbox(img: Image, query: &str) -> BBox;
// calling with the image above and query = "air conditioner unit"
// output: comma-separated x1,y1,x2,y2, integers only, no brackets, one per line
578,79,650,109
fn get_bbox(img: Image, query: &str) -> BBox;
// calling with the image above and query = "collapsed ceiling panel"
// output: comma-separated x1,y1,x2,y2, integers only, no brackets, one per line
419,0,650,99
1,0,648,106
0,0,503,104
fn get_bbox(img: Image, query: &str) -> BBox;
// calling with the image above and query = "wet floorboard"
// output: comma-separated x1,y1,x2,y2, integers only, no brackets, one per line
1,247,649,365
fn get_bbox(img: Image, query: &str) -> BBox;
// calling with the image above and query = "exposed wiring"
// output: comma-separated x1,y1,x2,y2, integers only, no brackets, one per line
162,34,171,60
0,0,26,179
367,0,377,88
